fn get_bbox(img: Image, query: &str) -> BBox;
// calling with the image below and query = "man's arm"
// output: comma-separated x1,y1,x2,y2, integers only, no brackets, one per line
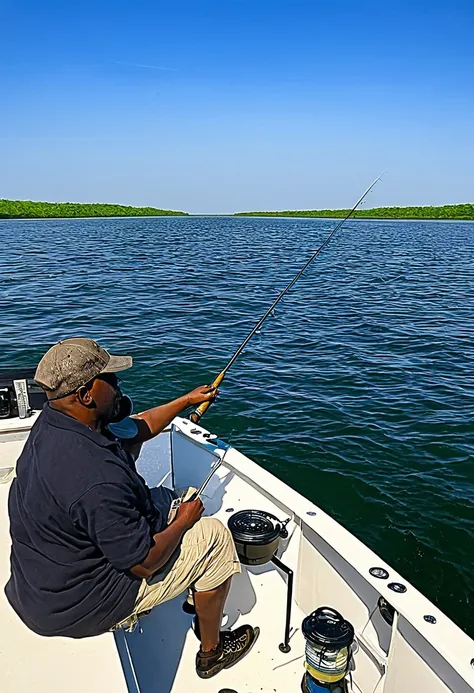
125,384,217,447
130,498,204,578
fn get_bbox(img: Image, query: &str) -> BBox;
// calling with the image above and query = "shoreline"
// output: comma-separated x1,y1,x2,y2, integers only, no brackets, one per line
234,203,474,222
0,199,188,220
2,215,474,223
230,215,474,222
0,214,189,221
1,201,473,222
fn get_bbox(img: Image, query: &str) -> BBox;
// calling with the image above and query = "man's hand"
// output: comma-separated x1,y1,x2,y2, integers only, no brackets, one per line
131,497,205,578
176,498,204,529
185,384,218,407
123,385,219,450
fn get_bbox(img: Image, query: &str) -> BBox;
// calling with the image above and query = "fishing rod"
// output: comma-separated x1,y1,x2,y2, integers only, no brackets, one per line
189,174,384,424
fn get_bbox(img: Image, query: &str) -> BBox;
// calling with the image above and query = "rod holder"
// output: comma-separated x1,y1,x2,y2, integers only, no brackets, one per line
271,554,293,653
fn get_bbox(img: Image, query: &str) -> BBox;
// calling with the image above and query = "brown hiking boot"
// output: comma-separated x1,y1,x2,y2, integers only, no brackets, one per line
196,624,260,679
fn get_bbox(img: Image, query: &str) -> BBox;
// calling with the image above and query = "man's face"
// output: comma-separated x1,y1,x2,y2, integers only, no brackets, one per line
88,373,123,423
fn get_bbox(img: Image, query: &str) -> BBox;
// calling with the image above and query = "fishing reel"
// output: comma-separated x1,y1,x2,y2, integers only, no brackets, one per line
108,395,139,439
109,394,133,423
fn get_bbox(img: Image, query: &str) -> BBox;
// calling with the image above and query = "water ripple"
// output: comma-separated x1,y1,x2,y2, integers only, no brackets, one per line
1,216,473,635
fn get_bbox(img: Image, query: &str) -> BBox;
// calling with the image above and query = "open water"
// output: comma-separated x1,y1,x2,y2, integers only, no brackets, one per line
1,216,473,637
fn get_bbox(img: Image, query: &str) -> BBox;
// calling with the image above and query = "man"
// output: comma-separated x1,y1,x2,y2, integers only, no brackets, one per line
5,338,258,680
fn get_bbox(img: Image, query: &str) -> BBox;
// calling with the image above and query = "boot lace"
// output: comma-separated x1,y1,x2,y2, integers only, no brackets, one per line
222,631,249,655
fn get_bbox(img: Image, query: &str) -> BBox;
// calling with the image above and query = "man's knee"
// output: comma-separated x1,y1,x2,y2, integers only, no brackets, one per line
201,517,234,549
193,518,240,592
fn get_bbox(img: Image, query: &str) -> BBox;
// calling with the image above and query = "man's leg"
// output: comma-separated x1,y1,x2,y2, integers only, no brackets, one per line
194,576,232,651
114,518,239,629
113,517,259,678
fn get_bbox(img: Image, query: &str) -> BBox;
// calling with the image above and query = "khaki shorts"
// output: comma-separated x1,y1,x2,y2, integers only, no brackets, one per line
113,517,241,632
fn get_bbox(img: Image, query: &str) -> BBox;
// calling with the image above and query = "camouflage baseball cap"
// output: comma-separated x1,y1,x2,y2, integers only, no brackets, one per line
34,337,133,398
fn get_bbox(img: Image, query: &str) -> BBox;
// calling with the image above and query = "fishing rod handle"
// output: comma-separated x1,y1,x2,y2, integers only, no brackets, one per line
189,370,226,423
189,405,209,424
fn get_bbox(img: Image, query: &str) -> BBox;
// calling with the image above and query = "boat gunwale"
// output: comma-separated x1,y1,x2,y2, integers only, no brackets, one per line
172,416,474,686
1,411,473,688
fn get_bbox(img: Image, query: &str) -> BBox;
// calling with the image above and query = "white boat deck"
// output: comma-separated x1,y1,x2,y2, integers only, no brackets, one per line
117,466,310,693
0,424,310,693
2,413,474,693
118,563,307,693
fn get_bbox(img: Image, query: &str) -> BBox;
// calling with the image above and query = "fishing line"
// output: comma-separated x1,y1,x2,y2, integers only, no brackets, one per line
190,174,385,423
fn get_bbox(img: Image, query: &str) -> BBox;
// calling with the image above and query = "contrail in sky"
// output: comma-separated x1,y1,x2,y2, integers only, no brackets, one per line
113,61,175,71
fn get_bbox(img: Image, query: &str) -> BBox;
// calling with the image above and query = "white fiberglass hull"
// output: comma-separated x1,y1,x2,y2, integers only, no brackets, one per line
1,413,473,693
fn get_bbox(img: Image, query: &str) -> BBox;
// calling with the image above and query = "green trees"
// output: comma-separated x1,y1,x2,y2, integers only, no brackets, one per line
0,200,188,219
2,199,472,221
235,204,474,220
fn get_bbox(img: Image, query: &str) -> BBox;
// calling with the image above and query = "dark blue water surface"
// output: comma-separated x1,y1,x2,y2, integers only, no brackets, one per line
1,216,473,636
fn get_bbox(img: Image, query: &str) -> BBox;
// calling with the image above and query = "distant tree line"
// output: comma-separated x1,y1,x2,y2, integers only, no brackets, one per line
235,204,474,220
0,199,188,219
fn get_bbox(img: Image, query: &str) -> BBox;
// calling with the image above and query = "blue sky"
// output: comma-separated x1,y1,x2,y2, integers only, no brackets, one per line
1,0,473,213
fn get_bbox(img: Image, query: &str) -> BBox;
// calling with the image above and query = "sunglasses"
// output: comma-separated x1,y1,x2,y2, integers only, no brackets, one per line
95,373,122,389
49,373,122,401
